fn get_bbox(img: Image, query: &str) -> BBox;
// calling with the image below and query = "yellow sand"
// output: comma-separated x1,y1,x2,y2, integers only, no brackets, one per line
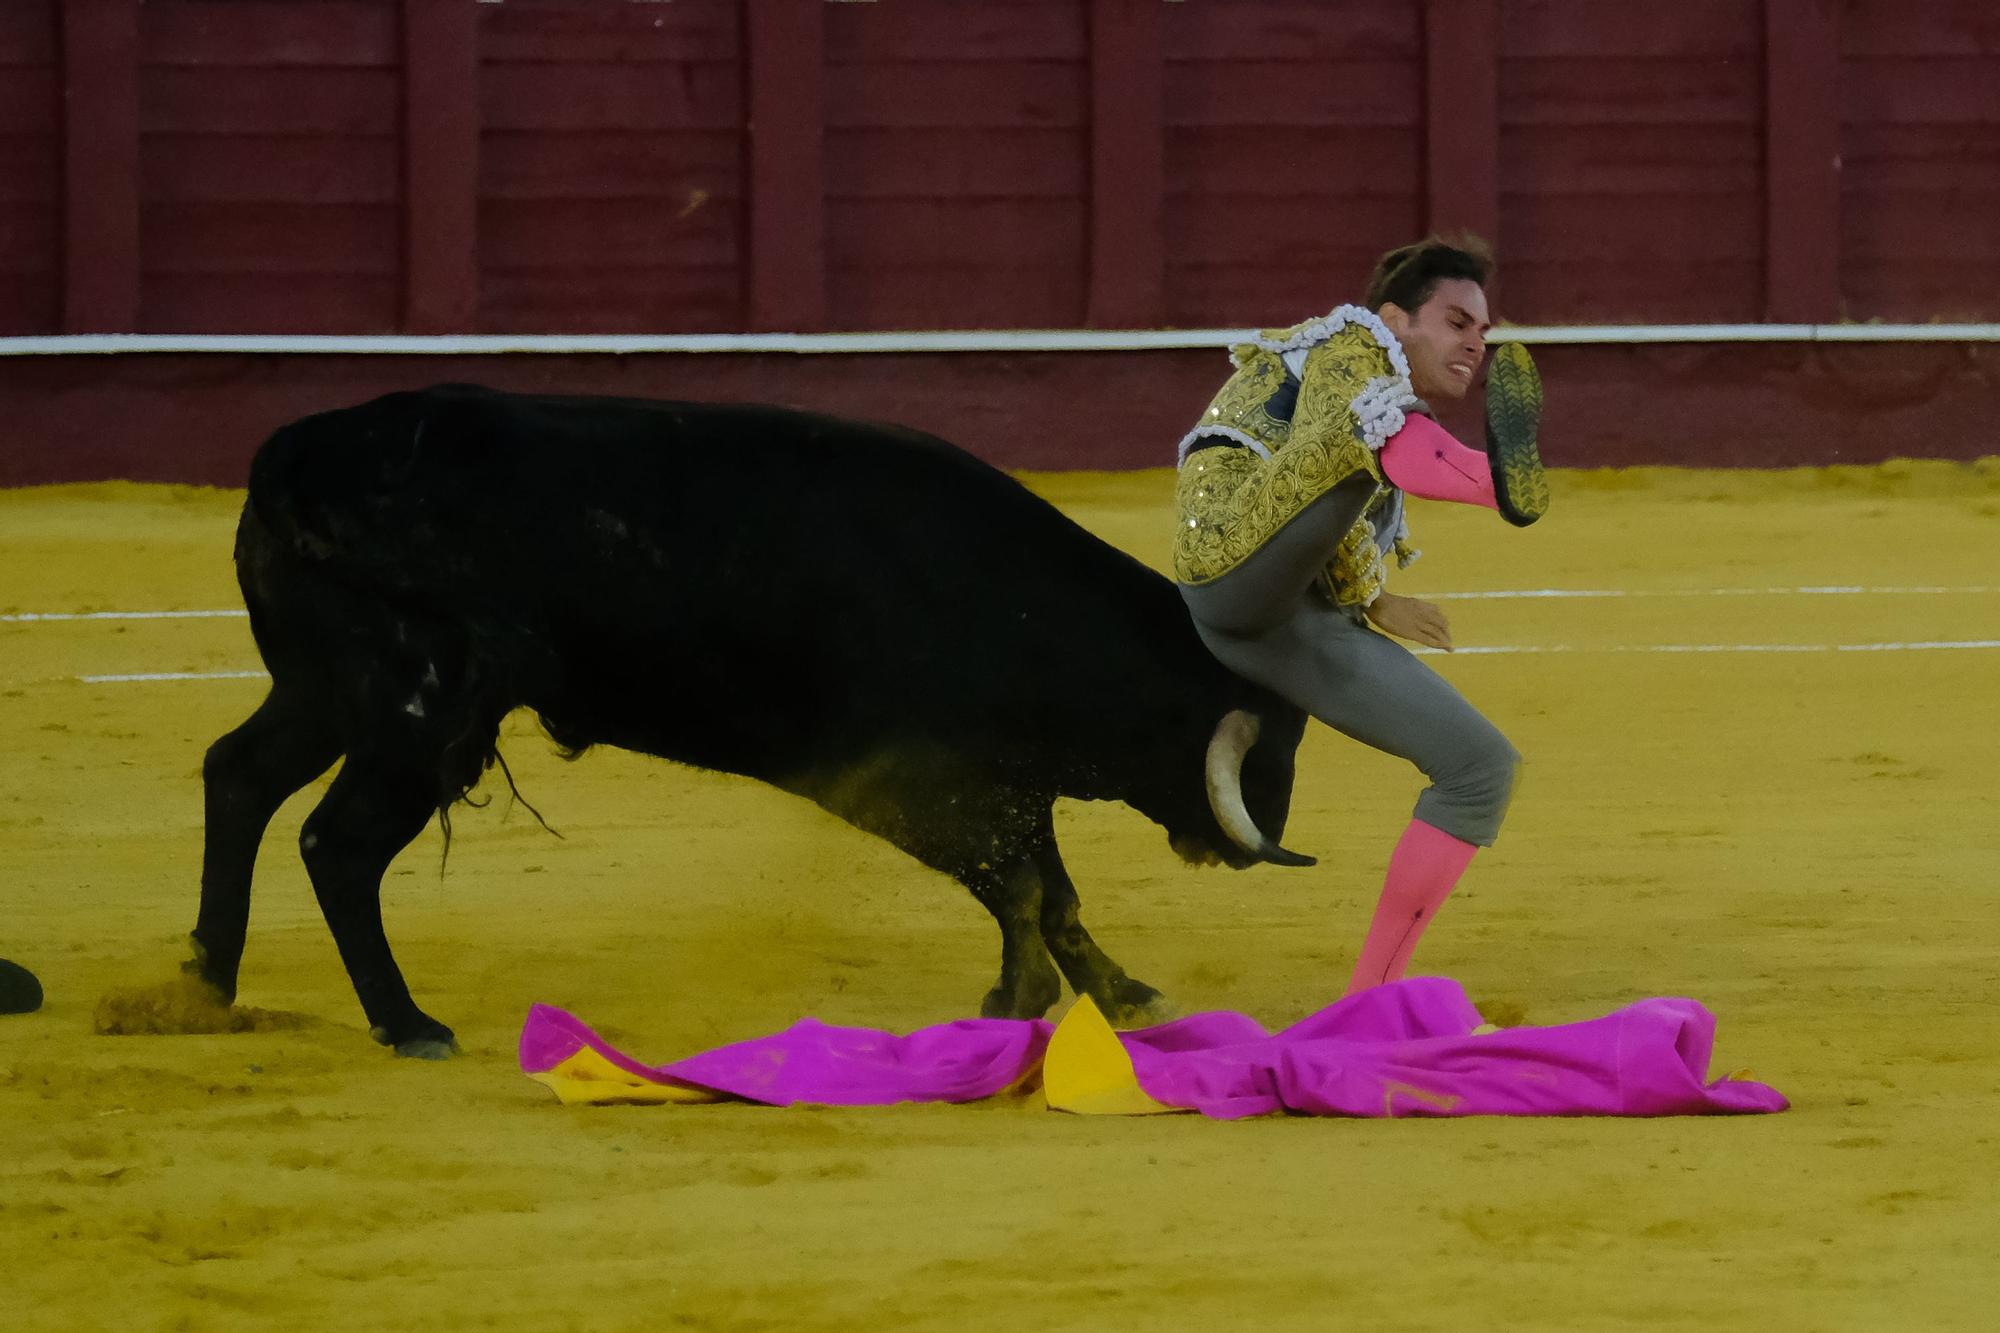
3,464,1998,1331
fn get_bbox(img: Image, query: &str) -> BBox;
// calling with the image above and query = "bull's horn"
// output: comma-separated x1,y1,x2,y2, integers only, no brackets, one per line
1205,710,1316,868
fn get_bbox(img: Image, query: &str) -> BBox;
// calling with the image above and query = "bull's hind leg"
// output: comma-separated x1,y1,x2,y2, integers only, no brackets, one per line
191,687,344,1001
297,751,458,1058
1031,841,1173,1027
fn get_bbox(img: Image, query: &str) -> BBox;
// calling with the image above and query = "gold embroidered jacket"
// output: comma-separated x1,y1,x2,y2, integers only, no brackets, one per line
1172,305,1420,604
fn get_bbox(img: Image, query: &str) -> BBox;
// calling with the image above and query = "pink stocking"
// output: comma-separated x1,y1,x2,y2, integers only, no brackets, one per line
1378,414,1497,509
1345,819,1479,995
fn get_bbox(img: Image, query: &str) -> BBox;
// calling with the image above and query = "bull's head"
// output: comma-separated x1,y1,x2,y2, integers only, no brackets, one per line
1164,704,1313,870
1201,709,1314,867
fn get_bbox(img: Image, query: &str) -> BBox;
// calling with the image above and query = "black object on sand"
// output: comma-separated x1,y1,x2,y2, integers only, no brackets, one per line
0,958,43,1014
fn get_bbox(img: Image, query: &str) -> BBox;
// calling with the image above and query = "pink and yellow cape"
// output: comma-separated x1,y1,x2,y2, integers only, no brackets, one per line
519,977,1786,1119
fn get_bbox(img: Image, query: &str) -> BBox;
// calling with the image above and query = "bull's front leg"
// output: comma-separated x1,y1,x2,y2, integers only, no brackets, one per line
297,754,459,1058
1031,842,1173,1027
962,858,1064,1021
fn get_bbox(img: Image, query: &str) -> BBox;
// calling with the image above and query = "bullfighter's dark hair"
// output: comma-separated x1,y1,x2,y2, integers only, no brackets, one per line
1364,235,1494,314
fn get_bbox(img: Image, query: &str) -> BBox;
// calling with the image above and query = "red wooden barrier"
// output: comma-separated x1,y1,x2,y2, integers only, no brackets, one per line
1424,0,1500,247
2,342,1993,488
136,0,402,332
745,0,826,331
403,0,480,332
477,0,745,333
1765,0,1841,321
60,0,139,332
5,1,1999,485
1838,0,2000,319
1087,0,1164,327
9,0,1998,335
1498,0,1767,323
1160,1,1423,325
0,4,61,332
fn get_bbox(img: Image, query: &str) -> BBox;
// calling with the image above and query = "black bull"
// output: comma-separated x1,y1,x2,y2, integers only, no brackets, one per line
190,385,1313,1057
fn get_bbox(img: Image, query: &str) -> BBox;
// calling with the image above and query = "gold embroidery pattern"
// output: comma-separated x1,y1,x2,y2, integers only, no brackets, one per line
1171,322,1403,588
1322,516,1388,607
1191,350,1291,449
1292,332,1400,459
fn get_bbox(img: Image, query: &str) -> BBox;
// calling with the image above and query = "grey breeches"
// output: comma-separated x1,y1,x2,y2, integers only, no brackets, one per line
1178,472,1520,847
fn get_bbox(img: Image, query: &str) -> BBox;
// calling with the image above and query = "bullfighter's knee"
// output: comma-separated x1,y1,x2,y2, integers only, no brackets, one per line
1417,730,1521,848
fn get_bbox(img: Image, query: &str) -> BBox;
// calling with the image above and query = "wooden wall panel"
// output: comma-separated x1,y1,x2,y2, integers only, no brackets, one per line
1424,0,1500,246
0,4,60,333
136,0,400,332
823,0,1089,329
743,0,824,331
62,0,141,331
400,0,477,332
7,0,2000,339
1839,0,2000,319
141,0,396,64
1160,1,1424,326
476,0,743,333
13,341,1997,488
1086,0,1164,328
1499,0,1765,323
1764,0,1839,321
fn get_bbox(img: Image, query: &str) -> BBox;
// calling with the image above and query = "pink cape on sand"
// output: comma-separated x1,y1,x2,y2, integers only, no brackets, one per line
517,977,1786,1119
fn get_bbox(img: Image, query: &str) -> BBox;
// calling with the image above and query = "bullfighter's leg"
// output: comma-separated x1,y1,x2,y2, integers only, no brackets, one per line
961,856,1064,1021
296,750,457,1058
1029,841,1173,1027
189,686,344,1001
1190,601,1519,990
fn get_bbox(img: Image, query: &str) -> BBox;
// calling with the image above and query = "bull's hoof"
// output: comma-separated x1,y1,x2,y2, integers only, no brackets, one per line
371,1017,460,1060
394,1036,462,1061
1099,979,1176,1030
180,941,238,1006
0,958,43,1015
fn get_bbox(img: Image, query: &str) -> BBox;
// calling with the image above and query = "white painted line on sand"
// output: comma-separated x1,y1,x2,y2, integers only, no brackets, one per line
1427,585,1997,601
4,609,249,622
56,638,2000,685
1414,640,2000,657
77,670,269,683
7,584,1998,626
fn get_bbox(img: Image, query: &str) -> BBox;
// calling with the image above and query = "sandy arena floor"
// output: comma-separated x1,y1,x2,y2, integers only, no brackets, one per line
3,462,1998,1331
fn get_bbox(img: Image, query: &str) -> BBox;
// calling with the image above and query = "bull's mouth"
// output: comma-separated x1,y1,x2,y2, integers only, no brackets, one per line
1204,710,1315,867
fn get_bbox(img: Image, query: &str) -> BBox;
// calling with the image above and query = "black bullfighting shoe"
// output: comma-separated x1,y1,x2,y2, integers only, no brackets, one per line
1484,341,1548,527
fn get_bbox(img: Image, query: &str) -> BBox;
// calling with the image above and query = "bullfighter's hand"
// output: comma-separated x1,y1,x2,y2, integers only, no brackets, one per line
1365,592,1453,651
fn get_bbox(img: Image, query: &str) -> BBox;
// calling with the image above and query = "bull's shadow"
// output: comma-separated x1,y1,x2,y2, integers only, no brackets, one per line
190,385,1311,1057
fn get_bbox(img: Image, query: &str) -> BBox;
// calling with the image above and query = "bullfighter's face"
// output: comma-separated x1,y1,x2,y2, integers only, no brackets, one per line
1379,277,1491,403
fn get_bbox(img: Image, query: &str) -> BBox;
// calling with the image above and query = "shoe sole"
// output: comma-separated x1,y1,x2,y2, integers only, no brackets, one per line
1485,342,1547,527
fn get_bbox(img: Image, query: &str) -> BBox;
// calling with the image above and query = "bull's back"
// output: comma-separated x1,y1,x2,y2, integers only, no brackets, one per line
242,385,1221,778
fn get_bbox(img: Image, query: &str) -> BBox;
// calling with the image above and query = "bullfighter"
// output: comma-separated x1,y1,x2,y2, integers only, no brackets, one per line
1174,235,1546,995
